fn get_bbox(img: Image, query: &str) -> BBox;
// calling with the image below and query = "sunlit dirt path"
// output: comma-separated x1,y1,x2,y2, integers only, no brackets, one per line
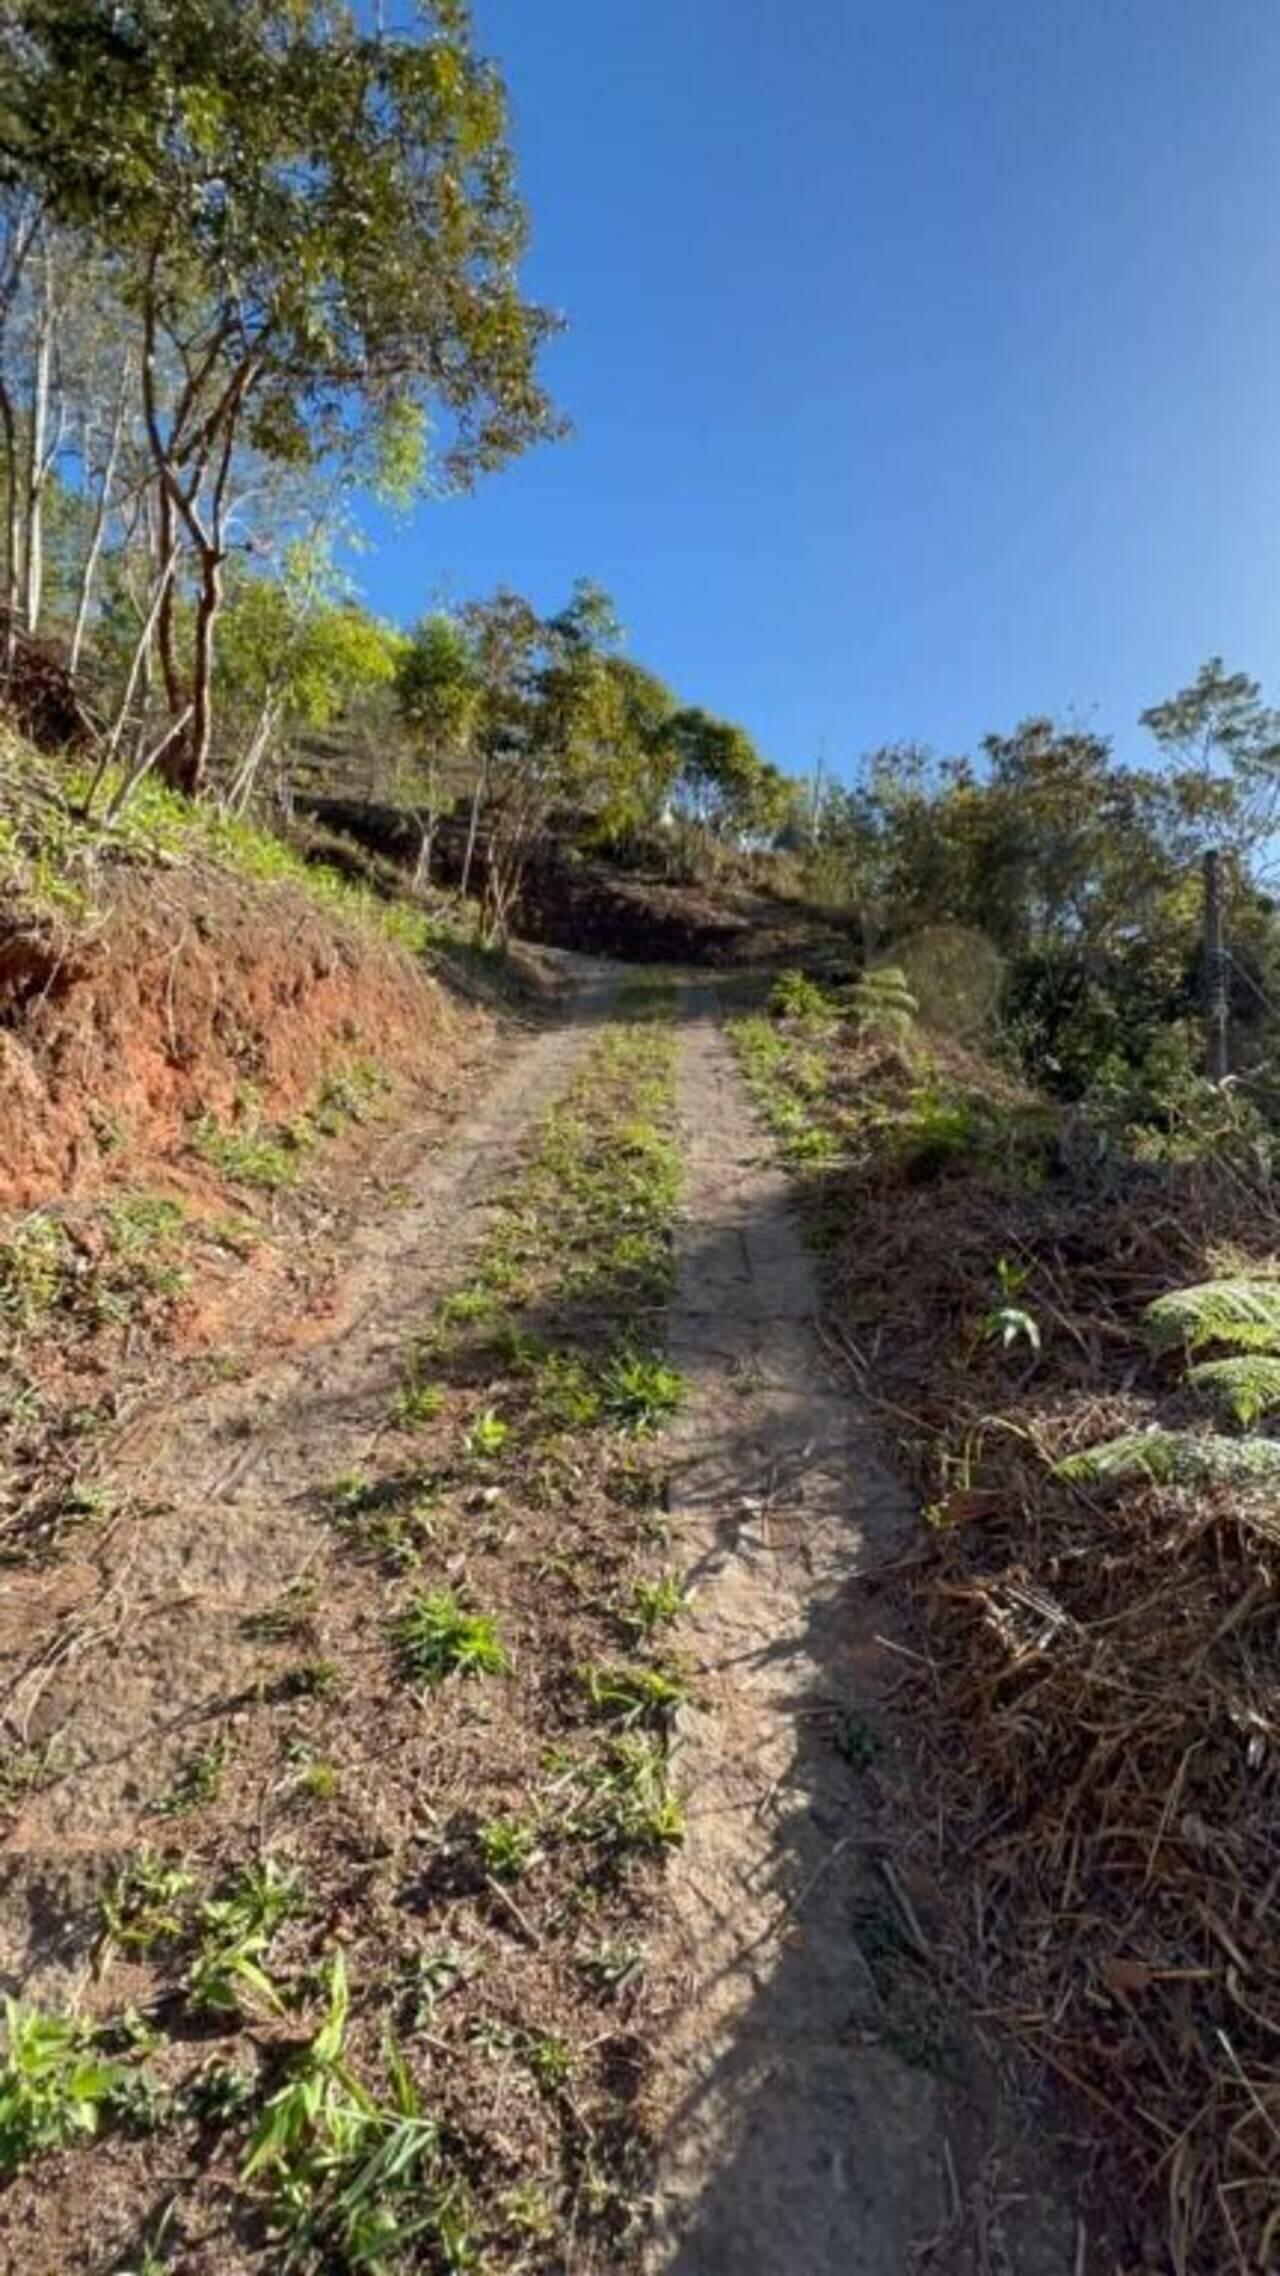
645,983,1077,2276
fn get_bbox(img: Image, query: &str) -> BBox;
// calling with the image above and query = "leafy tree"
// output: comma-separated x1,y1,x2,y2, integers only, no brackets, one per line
0,0,562,793
395,611,483,883
1141,657,1280,853
664,707,786,847
217,555,402,814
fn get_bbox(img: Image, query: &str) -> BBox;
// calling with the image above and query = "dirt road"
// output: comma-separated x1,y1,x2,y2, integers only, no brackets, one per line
0,968,1078,2273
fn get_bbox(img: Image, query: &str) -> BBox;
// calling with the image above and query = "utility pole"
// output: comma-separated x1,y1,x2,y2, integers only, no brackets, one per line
1203,848,1230,1082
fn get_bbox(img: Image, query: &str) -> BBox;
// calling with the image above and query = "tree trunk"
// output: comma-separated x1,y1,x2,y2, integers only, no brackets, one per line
161,540,222,796
0,380,17,672
461,751,487,899
22,249,54,634
226,691,280,815
69,360,129,673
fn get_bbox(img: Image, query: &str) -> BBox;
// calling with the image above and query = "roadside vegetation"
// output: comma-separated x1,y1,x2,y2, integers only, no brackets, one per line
733,964,1279,2275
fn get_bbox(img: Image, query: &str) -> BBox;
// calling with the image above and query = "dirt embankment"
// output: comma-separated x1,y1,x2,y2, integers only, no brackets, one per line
0,864,469,1208
299,795,854,968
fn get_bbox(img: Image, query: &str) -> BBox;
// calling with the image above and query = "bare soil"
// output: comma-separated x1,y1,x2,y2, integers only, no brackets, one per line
0,863,474,1206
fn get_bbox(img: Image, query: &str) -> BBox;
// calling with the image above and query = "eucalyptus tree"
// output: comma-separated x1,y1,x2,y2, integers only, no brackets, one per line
0,0,562,793
395,611,483,883
217,551,403,815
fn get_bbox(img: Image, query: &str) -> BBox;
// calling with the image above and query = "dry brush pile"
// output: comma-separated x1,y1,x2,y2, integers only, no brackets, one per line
733,985,1280,2276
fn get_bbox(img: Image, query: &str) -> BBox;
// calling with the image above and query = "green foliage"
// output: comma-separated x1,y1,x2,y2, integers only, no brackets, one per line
149,1740,228,1818
188,1857,302,2018
851,965,918,1038
1054,1429,1280,1492
1186,1354,1280,1428
193,1108,301,1191
0,1214,73,1326
477,1815,541,1881
463,1407,509,1460
0,2002,123,2173
580,1662,687,1727
394,1379,445,1428
600,1348,684,1435
100,1851,194,1954
244,1952,466,2273
979,1257,1041,1355
392,1590,509,1688
571,1735,685,1852
1143,1278,1280,1357
4,0,562,788
768,969,833,1022
623,1572,689,1637
893,1083,978,1179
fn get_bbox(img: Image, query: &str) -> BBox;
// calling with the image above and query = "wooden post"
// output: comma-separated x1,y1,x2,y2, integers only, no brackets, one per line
1203,848,1230,1082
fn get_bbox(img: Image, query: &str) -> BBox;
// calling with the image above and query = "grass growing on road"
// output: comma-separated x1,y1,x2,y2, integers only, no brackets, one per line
0,978,691,2274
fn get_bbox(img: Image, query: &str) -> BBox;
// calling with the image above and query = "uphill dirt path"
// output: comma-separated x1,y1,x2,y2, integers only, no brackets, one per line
0,966,619,1994
645,982,1080,2276
0,966,1083,2275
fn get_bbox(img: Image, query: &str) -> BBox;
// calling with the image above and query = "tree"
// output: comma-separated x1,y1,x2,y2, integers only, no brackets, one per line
395,612,482,885
1141,658,1278,855
217,554,402,815
0,0,563,793
664,707,785,852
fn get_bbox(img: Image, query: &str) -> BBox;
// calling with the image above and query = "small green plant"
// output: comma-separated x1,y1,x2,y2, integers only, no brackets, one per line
1188,1353,1280,1428
851,964,918,1038
577,1940,645,1999
193,1112,301,1191
580,1661,687,1727
399,1945,474,2027
768,968,833,1022
0,2002,123,2172
395,1379,445,1427
601,1349,684,1435
572,1735,685,1851
531,1352,602,1433
188,1857,303,2016
464,1406,510,1460
101,1194,189,1302
291,1753,339,1803
622,1571,689,1637
150,1739,229,1818
313,1063,386,1134
274,1657,344,1703
979,1256,1042,1355
0,1737,63,1815
0,1214,73,1326
524,2032,574,2092
185,2059,257,2127
1054,1429,1280,1493
1143,1277,1280,1358
478,1815,542,1881
241,1584,316,1645
392,1589,509,1688
243,1952,466,2272
100,1850,195,1954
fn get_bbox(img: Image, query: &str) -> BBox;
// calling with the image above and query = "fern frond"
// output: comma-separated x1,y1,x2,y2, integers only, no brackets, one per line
1054,1429,1280,1492
852,966,918,1034
1187,1355,1280,1429
1142,1279,1280,1358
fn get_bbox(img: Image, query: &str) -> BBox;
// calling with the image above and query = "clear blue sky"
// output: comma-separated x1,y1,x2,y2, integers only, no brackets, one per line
355,0,1280,785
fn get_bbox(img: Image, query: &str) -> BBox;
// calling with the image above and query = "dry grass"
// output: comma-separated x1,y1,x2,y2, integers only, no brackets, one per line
740,1007,1280,2275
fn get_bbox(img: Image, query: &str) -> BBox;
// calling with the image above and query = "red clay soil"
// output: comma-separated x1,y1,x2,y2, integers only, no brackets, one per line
0,865,465,1208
